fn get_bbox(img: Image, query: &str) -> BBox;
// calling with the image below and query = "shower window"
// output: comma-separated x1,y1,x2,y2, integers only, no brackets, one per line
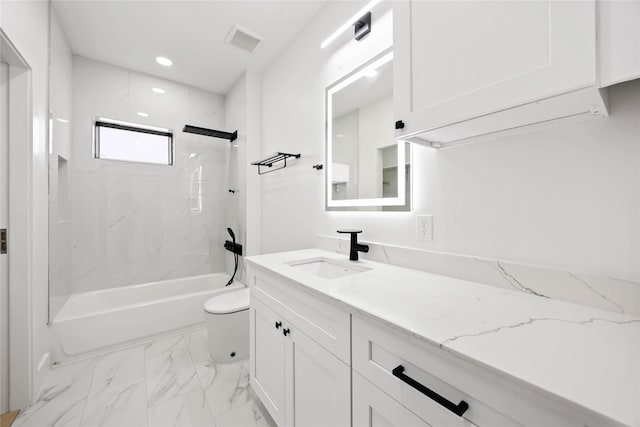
94,118,174,165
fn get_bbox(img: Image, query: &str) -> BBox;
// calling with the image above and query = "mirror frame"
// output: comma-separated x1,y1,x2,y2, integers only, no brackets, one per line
325,49,410,210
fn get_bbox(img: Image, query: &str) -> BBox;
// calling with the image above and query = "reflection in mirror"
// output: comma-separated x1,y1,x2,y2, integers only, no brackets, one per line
326,50,411,211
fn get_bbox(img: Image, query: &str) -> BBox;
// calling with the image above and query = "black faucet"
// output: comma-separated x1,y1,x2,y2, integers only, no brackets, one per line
337,230,369,261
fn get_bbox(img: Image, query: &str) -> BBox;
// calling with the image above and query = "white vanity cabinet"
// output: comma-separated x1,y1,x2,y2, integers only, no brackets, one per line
353,371,435,427
351,315,595,427
248,267,351,427
246,250,636,427
251,296,287,425
393,0,608,146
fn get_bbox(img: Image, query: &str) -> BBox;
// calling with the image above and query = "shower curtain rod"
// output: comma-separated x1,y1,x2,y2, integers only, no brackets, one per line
183,125,238,142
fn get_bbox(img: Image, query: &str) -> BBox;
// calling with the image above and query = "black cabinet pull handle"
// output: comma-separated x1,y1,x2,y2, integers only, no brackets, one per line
392,365,469,417
283,328,290,336
275,321,282,329
395,120,405,129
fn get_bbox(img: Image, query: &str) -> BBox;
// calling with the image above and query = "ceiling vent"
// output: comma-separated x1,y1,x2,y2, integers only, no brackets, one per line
225,25,262,53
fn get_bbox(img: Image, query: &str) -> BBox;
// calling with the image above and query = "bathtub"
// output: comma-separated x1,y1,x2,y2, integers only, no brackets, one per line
51,273,244,362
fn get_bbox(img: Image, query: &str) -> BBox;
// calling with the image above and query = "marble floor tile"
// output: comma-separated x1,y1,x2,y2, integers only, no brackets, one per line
185,329,217,389
145,335,185,359
203,361,251,418
89,345,145,396
82,381,147,427
13,358,97,427
147,389,215,427
42,358,97,399
13,395,86,427
20,331,274,427
214,399,275,427
146,337,200,407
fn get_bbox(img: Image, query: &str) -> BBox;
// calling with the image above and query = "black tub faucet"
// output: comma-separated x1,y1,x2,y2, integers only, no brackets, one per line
337,230,369,261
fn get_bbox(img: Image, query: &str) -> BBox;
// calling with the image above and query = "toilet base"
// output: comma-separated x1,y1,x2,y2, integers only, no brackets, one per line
205,308,249,364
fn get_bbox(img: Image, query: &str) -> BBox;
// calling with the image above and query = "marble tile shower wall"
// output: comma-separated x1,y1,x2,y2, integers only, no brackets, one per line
70,56,228,293
317,235,640,316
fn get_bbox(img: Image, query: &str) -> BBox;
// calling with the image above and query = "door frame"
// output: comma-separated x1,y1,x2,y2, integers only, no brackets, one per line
1,28,34,411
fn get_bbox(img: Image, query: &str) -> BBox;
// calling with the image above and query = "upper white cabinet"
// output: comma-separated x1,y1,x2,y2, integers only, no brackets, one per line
599,0,640,87
394,0,609,147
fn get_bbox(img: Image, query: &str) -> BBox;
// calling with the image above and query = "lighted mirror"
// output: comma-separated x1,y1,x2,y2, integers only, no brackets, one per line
326,50,411,211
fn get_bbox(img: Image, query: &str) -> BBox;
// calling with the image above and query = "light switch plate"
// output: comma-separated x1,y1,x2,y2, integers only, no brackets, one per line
416,215,433,241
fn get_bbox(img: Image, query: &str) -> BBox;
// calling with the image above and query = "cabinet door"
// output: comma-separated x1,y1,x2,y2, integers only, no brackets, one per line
251,297,286,426
285,325,351,427
353,372,434,427
599,0,640,86
394,0,596,137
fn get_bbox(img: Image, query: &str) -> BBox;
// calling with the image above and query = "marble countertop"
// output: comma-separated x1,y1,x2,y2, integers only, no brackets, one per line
246,248,640,427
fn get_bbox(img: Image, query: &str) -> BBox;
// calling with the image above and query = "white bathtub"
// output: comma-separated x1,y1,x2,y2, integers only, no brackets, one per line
51,273,244,362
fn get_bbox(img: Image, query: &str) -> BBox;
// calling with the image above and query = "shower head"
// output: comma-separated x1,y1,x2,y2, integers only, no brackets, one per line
227,228,235,241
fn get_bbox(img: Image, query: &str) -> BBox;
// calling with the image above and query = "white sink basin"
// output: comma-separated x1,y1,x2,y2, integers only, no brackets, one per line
286,257,371,279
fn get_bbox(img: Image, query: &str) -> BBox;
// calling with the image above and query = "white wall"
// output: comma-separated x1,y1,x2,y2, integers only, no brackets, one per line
245,72,263,257
48,7,73,320
260,1,640,281
0,60,8,415
224,74,247,281
261,1,393,251
0,0,51,407
224,71,264,282
70,56,228,293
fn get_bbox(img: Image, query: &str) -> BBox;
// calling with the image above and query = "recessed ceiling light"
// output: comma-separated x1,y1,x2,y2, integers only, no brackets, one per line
155,56,173,67
56,118,69,123
137,112,149,117
152,87,166,94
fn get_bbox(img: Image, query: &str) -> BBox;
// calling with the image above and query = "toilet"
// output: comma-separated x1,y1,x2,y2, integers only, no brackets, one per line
203,287,250,363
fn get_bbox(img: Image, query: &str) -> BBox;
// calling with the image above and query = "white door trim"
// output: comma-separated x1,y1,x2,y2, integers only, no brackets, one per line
1,28,34,411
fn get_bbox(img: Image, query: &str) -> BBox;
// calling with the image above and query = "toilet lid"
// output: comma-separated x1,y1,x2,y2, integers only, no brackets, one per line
204,287,250,314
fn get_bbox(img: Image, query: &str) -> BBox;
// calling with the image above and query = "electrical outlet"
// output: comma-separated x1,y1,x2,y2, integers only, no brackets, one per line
416,215,433,241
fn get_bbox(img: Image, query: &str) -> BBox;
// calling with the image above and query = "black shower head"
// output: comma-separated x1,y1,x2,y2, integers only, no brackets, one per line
227,228,235,241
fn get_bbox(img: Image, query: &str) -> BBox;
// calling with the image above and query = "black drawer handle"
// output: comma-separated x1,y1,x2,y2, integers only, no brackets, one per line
275,321,282,329
283,328,290,336
392,365,469,417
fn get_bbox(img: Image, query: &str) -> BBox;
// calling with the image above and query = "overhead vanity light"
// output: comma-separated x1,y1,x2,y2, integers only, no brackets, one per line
137,112,149,117
155,56,173,67
320,0,382,49
330,51,393,96
152,87,166,94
